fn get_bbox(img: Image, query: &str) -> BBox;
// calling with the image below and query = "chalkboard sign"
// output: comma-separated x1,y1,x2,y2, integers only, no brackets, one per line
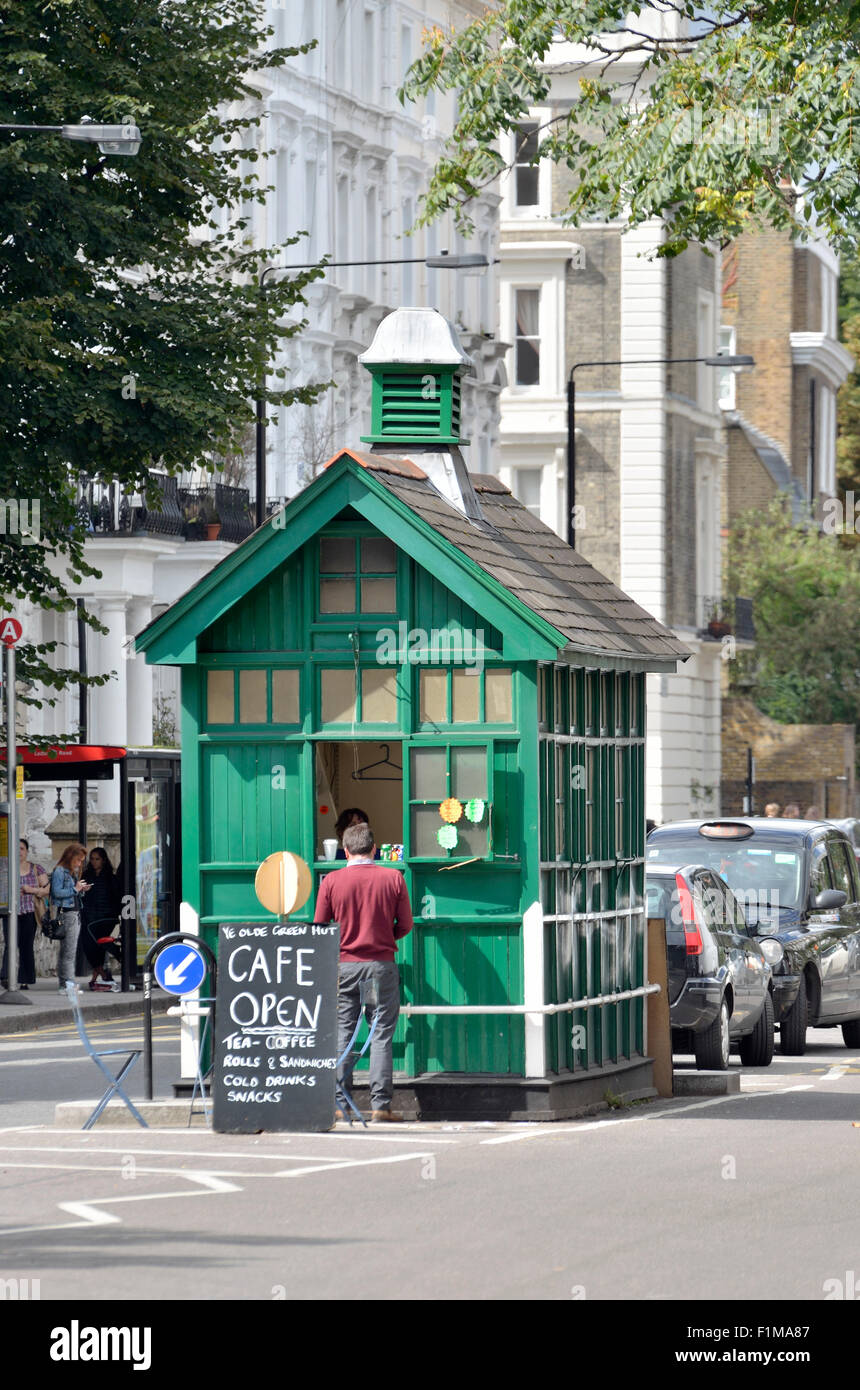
213,921,339,1133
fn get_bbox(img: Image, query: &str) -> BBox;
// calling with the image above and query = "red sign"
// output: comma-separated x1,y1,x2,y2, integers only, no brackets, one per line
0,618,22,647
0,745,127,764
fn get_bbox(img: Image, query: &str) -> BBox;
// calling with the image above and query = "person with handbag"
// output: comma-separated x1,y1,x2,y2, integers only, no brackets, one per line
1,839,49,989
49,842,91,994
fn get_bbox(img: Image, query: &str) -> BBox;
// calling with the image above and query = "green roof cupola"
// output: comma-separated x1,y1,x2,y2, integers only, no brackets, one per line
360,307,474,447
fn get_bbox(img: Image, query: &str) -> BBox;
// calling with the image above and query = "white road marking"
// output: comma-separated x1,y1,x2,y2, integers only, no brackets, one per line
821,1065,848,1081
0,1170,241,1236
480,1084,816,1144
275,1151,434,1177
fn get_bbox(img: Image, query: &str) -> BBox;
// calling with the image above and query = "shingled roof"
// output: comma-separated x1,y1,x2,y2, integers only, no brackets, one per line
343,450,689,666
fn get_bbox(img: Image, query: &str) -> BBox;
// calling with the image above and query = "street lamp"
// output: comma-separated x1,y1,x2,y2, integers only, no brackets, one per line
0,122,142,155
566,353,755,547
255,252,493,528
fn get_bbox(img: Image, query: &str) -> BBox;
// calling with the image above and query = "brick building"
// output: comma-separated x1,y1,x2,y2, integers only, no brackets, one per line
720,229,853,523
722,698,856,818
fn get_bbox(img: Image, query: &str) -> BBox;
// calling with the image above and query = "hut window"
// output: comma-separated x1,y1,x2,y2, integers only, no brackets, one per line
409,744,490,857
321,668,356,723
239,669,267,724
451,670,480,723
207,669,235,724
410,746,447,800
419,670,447,724
451,746,487,799
318,536,397,614
485,669,512,723
361,667,398,722
272,669,300,723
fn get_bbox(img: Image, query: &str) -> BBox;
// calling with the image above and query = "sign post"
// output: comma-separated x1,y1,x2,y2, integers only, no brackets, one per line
1,617,29,1005
212,852,338,1133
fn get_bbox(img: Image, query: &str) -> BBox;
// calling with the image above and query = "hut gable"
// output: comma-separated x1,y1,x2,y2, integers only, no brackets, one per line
137,447,689,672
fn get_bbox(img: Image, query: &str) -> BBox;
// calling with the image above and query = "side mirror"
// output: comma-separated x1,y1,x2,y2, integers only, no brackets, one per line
812,888,847,911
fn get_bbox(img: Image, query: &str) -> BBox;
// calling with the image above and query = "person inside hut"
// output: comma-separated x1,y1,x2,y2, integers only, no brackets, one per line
334,807,379,860
79,846,122,990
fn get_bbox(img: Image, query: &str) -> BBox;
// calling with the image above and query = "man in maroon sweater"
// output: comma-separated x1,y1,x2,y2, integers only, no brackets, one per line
313,821,414,1122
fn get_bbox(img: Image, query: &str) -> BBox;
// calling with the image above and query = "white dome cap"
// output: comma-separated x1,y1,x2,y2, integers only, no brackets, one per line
359,307,475,371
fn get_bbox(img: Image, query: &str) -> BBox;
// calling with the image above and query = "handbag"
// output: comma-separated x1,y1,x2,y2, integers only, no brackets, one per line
42,902,67,941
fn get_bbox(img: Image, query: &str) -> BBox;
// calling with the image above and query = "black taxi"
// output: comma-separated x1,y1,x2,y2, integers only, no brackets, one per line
646,818,860,1055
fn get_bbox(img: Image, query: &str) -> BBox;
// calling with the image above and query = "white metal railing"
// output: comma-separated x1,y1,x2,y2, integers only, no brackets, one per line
400,983,660,1017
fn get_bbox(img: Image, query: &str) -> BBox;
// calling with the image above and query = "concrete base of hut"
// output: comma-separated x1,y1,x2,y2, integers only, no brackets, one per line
348,1057,657,1123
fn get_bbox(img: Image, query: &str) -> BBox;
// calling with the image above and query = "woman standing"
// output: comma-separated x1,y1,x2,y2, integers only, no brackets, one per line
80,847,121,990
1,839,49,989
50,843,91,993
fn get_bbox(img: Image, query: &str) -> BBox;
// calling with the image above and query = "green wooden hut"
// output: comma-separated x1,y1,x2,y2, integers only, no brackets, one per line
137,308,688,1119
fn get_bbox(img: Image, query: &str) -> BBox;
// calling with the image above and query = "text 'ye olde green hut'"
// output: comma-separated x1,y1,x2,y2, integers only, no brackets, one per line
137,307,688,1119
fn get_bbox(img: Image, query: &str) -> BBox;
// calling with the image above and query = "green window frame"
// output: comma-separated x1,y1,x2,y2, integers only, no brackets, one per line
317,664,400,728
416,666,514,728
204,667,303,728
317,534,398,618
407,741,493,860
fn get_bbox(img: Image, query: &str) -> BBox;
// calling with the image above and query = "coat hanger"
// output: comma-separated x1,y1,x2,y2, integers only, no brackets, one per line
351,743,403,782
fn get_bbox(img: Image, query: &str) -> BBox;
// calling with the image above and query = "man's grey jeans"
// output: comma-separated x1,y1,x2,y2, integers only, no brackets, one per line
337,960,401,1112
57,909,81,987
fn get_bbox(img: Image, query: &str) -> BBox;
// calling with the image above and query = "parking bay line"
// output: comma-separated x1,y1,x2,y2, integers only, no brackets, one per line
0,1171,241,1237
479,1084,816,1145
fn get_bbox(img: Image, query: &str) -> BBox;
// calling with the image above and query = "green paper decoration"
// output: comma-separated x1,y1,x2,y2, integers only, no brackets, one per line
437,824,458,850
465,798,485,824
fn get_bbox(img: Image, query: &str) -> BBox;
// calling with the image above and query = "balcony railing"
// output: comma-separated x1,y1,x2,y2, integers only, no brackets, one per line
698,595,756,642
76,474,254,544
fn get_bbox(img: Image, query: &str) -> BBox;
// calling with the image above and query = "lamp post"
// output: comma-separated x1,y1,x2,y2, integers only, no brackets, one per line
255,252,492,529
566,353,755,548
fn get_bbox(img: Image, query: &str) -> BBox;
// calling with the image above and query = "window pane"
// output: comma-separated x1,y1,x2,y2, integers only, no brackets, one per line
239,669,267,723
411,746,447,800
455,821,489,856
515,338,540,386
320,538,355,572
513,468,541,516
362,667,398,722
320,578,356,613
451,746,486,799
485,669,512,722
360,537,396,572
515,164,539,206
272,669,300,723
321,669,356,724
419,670,447,724
207,670,234,724
412,805,446,857
360,577,397,611
514,288,540,386
451,670,480,722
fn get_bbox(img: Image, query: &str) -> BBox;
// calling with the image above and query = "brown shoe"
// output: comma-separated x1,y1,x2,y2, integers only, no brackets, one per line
371,1109,404,1123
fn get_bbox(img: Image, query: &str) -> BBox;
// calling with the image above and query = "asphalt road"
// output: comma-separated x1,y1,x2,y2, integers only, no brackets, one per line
2,1022,860,1306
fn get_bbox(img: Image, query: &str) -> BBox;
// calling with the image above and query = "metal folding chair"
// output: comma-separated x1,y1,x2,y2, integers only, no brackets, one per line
65,981,148,1130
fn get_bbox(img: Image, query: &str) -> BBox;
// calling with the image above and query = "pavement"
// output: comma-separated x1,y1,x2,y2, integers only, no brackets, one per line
0,977,172,1035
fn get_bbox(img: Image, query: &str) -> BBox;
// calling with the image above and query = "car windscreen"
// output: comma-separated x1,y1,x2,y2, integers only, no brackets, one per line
646,837,804,912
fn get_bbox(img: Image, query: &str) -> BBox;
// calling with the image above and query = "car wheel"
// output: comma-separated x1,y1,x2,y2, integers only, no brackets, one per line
842,1018,860,1049
739,990,774,1067
780,974,808,1055
694,998,730,1071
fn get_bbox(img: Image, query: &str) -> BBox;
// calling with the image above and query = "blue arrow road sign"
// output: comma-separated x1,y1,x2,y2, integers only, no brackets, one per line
154,942,207,996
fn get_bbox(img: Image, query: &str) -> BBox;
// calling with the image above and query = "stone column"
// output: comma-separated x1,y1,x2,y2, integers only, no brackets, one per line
92,597,128,814
126,597,153,748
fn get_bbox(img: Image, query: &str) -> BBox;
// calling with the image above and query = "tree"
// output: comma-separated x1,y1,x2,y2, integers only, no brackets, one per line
402,0,860,258
728,498,860,729
0,0,327,725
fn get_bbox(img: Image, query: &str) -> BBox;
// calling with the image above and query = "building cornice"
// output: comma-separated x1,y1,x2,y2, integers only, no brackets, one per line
789,332,854,390
501,240,586,268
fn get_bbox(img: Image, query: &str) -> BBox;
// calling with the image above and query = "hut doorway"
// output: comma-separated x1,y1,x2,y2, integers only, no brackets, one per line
315,740,403,859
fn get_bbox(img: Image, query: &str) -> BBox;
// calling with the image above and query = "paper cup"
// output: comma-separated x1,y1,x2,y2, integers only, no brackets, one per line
323,839,338,861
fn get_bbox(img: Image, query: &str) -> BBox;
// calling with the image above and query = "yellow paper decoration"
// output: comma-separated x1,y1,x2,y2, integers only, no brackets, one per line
439,797,463,824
